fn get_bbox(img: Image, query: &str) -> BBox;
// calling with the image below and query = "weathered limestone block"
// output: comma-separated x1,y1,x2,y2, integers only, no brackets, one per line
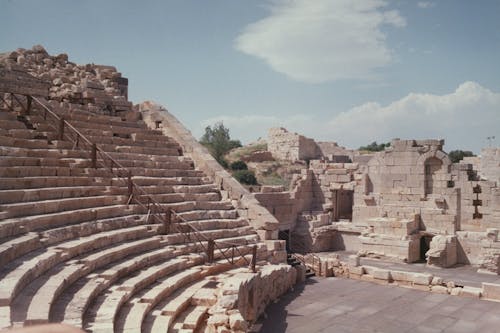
482,282,500,301
426,235,457,268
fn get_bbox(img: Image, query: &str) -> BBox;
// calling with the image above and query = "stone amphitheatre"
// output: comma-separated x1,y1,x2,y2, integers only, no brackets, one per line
0,45,499,332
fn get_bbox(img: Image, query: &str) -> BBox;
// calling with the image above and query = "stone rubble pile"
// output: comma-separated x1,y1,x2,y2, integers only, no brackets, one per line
1,44,131,114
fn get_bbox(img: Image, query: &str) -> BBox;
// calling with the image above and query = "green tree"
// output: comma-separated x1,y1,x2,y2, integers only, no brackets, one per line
199,122,241,166
448,150,475,163
359,141,390,152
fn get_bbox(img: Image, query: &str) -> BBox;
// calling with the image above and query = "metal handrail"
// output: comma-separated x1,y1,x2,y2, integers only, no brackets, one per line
2,93,258,272
279,230,322,275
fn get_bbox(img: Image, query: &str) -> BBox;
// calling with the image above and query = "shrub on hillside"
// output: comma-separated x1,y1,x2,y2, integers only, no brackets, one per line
233,170,257,185
230,160,248,171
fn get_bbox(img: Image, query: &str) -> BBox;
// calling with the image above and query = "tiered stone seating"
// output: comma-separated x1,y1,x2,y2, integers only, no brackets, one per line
0,99,266,332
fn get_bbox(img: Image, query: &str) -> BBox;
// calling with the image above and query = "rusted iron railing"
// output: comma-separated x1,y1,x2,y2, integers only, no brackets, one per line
278,230,321,275
0,92,258,272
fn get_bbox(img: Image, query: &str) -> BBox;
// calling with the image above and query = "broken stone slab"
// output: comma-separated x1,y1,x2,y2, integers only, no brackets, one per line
410,272,433,286
482,282,500,301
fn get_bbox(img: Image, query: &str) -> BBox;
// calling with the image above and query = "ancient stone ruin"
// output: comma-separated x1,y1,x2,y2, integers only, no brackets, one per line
257,128,500,275
0,46,297,332
1,45,500,332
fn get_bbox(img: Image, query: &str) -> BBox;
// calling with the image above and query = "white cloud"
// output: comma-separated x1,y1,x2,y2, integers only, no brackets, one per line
327,81,500,152
234,0,406,83
417,2,435,9
197,82,500,153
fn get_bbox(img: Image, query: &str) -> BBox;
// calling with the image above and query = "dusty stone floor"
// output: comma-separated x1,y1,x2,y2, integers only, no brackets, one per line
256,277,500,333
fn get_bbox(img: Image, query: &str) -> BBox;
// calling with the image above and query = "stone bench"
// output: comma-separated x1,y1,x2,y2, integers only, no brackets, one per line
83,134,180,150
0,233,41,267
85,255,203,333
0,185,112,204
118,267,204,333
23,237,162,326
176,209,238,222
0,204,141,245
0,195,126,219
0,146,92,160
130,176,209,187
0,224,157,309
106,151,187,163
0,176,108,190
0,166,112,178
62,244,200,328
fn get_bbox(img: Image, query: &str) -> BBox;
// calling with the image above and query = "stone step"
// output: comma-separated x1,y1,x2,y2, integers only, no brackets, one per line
0,111,19,121
113,167,204,178
0,185,113,204
132,184,218,196
0,204,141,247
146,196,226,209
102,158,194,171
0,146,91,160
59,245,200,327
0,176,109,190
0,156,86,168
106,151,189,164
171,305,208,333
146,288,210,333
0,233,41,268
0,119,27,130
83,134,180,150
0,195,126,219
60,242,209,327
39,214,147,246
0,166,112,178
131,176,209,187
0,135,53,150
0,225,156,308
176,209,238,222
118,268,205,333
175,218,249,233
22,236,161,326
85,255,204,333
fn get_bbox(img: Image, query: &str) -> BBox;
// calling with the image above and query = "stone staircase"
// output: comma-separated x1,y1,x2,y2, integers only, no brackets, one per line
0,97,269,331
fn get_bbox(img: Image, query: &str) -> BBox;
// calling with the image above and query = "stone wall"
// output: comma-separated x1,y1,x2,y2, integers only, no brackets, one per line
207,264,297,332
267,127,320,162
480,148,500,185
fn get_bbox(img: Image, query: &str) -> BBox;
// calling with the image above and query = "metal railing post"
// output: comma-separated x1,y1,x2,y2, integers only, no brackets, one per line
164,208,172,235
251,245,257,273
58,117,65,140
91,143,97,169
207,239,215,263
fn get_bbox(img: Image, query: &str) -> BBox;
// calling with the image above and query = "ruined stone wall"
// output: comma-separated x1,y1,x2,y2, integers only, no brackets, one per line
267,127,320,162
353,139,458,232
0,45,131,114
316,141,354,162
480,148,500,185
253,169,314,231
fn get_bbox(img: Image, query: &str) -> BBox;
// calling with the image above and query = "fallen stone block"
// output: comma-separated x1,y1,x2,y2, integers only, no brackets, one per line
410,273,433,286
482,283,500,301
431,285,448,294
459,286,482,299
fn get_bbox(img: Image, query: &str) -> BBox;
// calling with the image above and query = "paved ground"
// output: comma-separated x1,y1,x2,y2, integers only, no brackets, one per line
256,277,500,333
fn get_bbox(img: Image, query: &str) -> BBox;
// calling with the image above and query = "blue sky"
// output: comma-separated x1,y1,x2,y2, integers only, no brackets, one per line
1,0,499,153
